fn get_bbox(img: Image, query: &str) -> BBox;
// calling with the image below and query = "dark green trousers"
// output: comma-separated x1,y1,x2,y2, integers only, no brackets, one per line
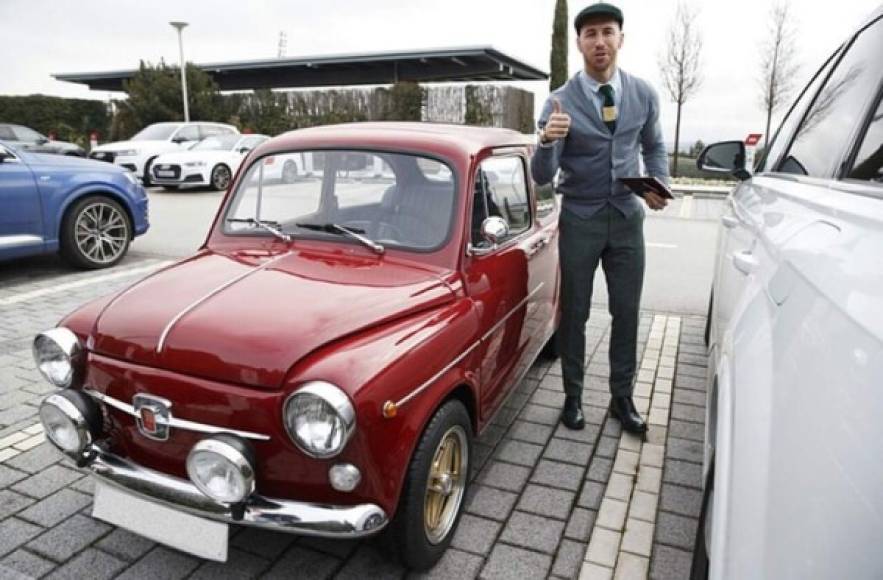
558,204,645,399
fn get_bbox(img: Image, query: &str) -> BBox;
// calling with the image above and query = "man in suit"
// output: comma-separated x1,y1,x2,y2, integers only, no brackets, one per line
531,2,670,433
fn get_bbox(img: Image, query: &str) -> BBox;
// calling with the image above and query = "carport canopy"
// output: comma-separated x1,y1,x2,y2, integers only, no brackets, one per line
53,46,548,92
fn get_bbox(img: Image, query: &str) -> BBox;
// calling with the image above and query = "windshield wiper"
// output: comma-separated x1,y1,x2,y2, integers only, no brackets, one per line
226,218,292,243
295,222,384,254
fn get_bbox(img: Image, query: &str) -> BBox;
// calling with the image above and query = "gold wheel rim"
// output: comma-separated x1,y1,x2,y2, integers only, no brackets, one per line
423,425,468,545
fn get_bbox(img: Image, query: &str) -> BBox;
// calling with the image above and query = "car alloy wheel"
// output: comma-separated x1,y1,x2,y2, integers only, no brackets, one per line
61,196,131,269
423,424,468,544
211,164,231,191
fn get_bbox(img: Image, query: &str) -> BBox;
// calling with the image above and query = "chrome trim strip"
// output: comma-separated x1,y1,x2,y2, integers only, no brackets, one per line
0,234,43,249
78,444,388,538
394,282,545,408
156,252,292,353
84,389,271,441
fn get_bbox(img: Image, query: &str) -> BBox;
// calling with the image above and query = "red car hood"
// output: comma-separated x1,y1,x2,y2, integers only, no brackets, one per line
91,249,455,389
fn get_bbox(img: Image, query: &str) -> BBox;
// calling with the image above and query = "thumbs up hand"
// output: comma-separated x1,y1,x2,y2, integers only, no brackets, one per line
541,98,571,143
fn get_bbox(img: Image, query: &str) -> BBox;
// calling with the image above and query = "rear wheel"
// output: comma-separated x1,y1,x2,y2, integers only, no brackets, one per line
690,458,714,580
60,195,131,269
210,164,232,191
389,399,472,570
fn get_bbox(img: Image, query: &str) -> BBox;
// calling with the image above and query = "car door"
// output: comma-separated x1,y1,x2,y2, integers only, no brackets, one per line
463,153,550,420
0,146,44,257
714,15,883,580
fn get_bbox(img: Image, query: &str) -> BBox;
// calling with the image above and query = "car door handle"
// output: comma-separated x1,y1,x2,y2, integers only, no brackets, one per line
721,215,739,229
732,250,758,275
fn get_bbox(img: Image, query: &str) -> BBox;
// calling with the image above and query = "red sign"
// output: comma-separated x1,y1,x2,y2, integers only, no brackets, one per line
745,133,763,146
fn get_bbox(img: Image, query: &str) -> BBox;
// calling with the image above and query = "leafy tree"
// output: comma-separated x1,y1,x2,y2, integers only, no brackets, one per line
549,0,568,91
689,139,706,157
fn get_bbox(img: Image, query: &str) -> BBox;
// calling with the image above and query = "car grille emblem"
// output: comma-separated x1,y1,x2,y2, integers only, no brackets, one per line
133,394,173,441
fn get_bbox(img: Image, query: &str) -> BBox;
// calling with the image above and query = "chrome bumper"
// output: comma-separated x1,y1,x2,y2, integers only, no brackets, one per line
78,444,388,538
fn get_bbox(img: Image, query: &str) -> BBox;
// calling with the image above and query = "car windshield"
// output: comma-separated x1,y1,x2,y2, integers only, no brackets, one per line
192,135,241,151
225,150,456,251
131,124,180,141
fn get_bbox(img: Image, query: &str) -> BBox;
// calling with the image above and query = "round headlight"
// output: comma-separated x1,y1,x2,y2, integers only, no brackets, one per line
39,391,94,456
186,436,255,504
33,328,81,387
283,382,356,459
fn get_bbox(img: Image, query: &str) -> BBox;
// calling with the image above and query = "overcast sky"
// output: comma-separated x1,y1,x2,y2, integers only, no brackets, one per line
1,0,878,147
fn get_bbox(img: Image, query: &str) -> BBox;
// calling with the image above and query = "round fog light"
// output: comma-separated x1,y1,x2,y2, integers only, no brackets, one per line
39,392,94,456
186,436,255,504
329,463,361,492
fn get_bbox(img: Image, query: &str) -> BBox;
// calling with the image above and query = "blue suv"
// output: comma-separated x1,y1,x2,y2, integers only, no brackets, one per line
0,142,149,268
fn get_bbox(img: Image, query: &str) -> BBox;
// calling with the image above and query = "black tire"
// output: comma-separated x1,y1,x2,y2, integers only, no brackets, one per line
704,292,713,346
389,399,472,570
281,160,298,184
691,458,714,580
540,328,559,360
142,157,157,187
60,195,131,269
210,164,232,191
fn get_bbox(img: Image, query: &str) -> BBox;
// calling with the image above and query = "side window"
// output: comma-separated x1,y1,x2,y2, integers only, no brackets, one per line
201,125,232,138
0,126,16,140
173,125,200,142
471,156,530,246
778,18,883,178
12,126,44,142
846,94,883,184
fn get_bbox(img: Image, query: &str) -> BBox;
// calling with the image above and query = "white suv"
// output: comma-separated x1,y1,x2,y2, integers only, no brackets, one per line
90,122,238,185
693,6,882,580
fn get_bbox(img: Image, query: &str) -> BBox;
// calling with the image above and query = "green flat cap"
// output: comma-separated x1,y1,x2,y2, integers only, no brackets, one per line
574,2,624,31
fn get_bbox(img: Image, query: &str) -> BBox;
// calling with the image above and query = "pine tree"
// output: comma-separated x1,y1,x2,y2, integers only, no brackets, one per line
550,0,568,91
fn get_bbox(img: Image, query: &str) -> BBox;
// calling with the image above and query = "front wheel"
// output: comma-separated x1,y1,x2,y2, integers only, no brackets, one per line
690,458,714,580
210,164,232,191
389,399,472,570
60,196,131,269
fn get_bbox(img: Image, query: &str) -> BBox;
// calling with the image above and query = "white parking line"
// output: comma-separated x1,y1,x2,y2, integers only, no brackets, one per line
679,194,694,219
0,261,174,307
646,243,678,249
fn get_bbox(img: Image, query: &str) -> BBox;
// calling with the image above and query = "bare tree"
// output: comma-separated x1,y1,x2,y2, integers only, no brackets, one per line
658,2,703,177
758,2,800,149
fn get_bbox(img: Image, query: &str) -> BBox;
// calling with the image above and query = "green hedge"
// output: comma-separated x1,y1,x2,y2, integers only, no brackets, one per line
0,95,110,147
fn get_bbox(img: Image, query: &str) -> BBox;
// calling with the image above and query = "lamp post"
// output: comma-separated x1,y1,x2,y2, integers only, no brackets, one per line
169,21,190,122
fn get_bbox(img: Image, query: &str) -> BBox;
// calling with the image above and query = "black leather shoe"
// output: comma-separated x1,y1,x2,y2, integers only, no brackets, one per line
561,396,585,430
610,396,648,433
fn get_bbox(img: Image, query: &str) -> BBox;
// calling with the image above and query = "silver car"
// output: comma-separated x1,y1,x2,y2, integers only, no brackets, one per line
0,123,85,156
694,5,883,579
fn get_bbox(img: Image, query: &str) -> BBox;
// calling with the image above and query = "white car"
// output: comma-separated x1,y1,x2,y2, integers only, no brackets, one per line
694,6,883,580
89,122,239,185
151,134,269,191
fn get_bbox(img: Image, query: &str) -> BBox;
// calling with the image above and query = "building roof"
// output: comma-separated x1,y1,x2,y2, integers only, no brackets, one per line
53,46,548,92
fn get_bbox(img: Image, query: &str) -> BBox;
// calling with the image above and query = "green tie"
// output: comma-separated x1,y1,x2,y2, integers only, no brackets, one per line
599,84,617,133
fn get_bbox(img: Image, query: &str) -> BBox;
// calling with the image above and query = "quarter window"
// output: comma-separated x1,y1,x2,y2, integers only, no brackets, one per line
778,18,883,178
0,126,15,140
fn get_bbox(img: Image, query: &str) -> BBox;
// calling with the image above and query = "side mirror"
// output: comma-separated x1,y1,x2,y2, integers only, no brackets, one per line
172,136,189,144
481,216,509,246
0,150,9,163
697,141,750,180
37,137,50,145
237,147,250,154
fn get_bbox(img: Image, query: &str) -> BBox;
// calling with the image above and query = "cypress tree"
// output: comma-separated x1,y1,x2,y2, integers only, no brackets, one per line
550,0,568,91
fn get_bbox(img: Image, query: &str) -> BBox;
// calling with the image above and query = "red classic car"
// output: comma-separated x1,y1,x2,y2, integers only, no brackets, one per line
32,122,560,570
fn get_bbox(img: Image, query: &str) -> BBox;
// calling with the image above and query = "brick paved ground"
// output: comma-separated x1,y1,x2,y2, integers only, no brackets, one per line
0,255,708,579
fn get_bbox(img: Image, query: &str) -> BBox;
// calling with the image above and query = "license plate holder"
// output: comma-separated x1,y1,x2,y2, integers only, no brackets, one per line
92,481,229,561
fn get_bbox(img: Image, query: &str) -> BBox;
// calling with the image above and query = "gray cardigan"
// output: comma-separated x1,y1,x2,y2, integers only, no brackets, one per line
531,69,669,218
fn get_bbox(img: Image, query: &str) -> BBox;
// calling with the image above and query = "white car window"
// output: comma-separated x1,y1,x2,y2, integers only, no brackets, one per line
173,125,200,142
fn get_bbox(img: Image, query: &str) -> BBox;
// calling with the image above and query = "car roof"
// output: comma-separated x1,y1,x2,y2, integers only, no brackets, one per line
261,122,533,159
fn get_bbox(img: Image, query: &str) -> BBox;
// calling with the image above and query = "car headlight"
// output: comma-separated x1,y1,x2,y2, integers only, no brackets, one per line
39,389,101,458
186,435,256,503
116,149,138,157
283,382,356,458
184,161,206,167
33,328,82,387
